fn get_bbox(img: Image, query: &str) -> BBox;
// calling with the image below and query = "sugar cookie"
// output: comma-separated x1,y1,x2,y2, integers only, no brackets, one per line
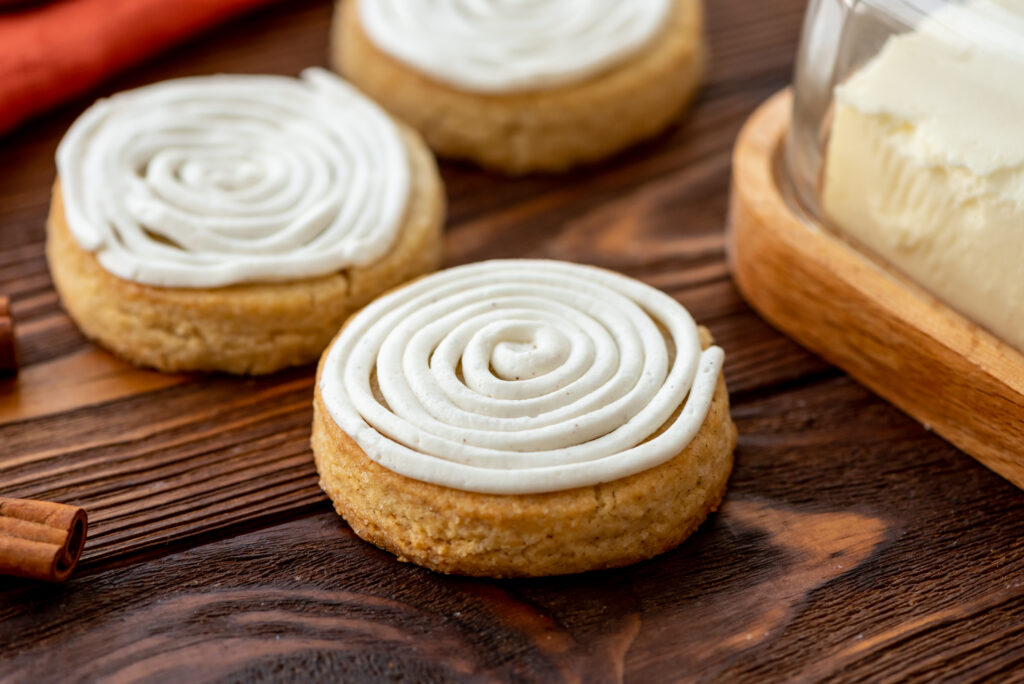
332,0,706,173
313,259,736,577
47,69,444,374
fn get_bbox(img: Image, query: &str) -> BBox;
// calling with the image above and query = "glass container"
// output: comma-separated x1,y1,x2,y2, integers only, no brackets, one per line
784,0,1024,351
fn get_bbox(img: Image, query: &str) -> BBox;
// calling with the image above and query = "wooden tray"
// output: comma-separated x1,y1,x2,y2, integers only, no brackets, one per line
727,89,1024,491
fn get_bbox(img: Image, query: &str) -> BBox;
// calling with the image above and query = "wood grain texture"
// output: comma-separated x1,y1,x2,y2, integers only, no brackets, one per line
0,295,15,372
3,376,1024,681
728,90,1024,491
1,0,1023,680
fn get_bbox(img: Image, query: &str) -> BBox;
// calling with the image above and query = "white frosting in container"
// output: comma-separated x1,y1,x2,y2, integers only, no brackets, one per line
56,68,410,289
357,0,674,93
319,259,725,495
834,0,1024,183
822,0,1024,350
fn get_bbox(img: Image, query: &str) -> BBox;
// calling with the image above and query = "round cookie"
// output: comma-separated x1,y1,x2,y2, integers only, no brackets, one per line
331,0,706,174
46,70,445,375
312,260,736,577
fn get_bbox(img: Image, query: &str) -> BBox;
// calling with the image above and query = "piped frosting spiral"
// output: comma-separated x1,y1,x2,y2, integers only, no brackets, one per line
56,68,410,288
357,0,674,93
319,259,725,495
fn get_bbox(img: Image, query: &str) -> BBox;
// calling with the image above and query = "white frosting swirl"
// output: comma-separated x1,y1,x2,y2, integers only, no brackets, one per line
56,68,410,288
358,0,674,93
319,259,725,495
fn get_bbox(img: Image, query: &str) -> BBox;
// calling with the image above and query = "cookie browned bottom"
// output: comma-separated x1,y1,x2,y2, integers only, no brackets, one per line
46,127,445,375
312,329,736,578
331,0,706,174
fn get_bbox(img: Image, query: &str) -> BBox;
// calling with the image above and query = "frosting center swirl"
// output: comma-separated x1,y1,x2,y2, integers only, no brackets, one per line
56,68,410,288
319,259,725,495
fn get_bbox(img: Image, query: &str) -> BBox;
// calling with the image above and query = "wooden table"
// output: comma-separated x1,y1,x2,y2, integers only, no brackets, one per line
2,1,1023,681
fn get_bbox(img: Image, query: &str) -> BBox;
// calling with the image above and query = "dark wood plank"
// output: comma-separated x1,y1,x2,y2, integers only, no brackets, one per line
2,378,1022,682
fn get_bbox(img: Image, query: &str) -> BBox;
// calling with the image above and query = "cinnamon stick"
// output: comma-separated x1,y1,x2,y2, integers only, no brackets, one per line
0,295,16,373
0,497,87,582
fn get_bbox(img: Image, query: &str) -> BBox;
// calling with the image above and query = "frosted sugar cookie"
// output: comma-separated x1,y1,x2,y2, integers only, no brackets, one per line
312,259,736,577
47,68,444,374
332,0,706,173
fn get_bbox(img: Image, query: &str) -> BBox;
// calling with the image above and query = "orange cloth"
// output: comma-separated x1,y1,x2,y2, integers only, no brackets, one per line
0,0,278,135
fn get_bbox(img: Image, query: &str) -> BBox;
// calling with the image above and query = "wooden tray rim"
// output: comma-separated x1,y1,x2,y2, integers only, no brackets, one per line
727,89,1024,490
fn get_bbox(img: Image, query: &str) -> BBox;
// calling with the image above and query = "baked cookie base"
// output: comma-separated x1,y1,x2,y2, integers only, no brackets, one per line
332,0,706,174
312,329,736,578
46,127,445,375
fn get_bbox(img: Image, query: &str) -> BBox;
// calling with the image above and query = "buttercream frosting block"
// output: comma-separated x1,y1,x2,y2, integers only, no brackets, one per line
56,67,410,288
318,259,725,494
357,0,673,93
821,0,1024,350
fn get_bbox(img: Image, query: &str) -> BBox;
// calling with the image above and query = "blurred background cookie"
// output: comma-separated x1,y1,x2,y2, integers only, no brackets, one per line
313,259,736,577
332,0,706,174
47,68,444,374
